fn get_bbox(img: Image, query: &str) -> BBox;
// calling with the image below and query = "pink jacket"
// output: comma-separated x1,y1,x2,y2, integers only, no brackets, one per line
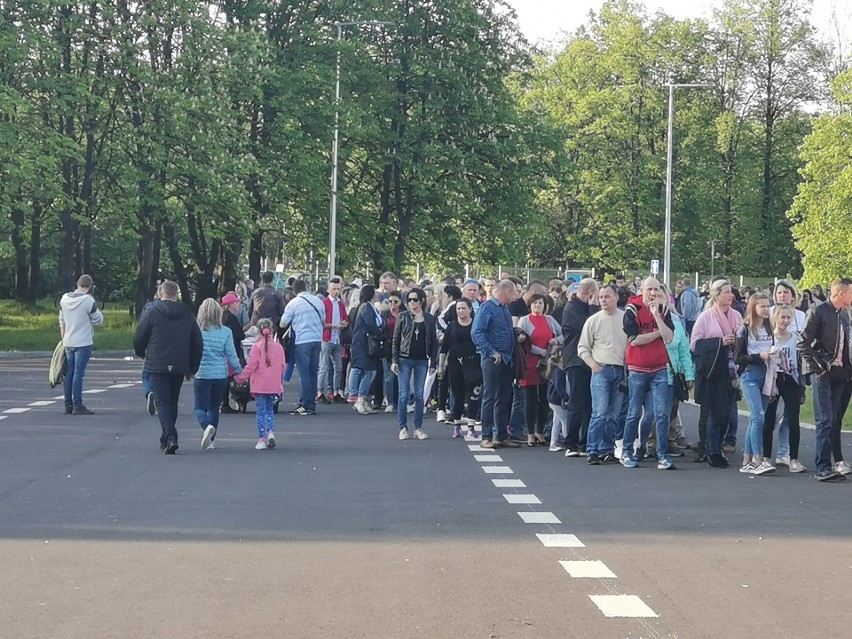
235,336,286,396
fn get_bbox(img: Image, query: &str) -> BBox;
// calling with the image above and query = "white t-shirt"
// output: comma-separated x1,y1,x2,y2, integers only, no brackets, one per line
774,332,799,376
746,326,773,356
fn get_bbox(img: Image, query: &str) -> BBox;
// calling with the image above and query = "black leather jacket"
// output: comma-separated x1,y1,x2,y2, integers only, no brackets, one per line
797,301,852,377
392,311,438,365
561,297,592,369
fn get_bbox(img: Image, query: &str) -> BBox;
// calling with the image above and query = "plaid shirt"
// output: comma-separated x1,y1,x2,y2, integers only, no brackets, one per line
471,298,514,364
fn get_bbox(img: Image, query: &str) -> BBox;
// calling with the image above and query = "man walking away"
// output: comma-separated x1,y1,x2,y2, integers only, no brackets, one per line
280,279,325,415
678,279,702,336
59,274,104,415
561,278,598,456
133,280,203,454
248,271,286,327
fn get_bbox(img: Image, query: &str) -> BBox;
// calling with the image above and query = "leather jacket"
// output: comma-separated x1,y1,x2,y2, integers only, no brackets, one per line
797,301,852,377
392,311,438,365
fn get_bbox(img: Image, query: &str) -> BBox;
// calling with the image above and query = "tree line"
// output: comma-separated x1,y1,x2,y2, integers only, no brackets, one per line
0,0,847,313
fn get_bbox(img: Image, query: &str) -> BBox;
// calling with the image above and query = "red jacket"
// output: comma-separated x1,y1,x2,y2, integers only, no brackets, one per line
623,294,674,373
322,296,349,343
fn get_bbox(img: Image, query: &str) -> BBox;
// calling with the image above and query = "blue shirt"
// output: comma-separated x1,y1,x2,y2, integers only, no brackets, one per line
281,293,324,344
471,298,514,364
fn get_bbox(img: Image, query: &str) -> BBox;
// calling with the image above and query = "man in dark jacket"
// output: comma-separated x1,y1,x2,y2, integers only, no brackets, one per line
248,271,285,327
561,278,598,456
133,280,203,454
798,277,852,481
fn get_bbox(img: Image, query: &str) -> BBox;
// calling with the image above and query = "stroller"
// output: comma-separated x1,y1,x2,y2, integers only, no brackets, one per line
227,327,281,414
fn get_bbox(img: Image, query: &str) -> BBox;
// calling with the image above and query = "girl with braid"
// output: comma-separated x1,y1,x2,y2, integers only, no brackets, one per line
236,318,286,450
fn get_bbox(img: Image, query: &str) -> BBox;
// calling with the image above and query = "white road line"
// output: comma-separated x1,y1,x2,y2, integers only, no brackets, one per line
482,466,514,474
491,479,525,488
589,595,658,618
3,408,31,414
518,511,561,524
52,395,64,400
82,389,107,394
536,533,585,548
468,445,488,451
560,560,617,579
503,493,541,504
474,454,503,462
108,384,134,389
0,416,6,421
28,401,56,407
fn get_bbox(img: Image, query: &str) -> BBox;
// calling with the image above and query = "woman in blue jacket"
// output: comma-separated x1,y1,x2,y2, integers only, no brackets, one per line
194,298,243,450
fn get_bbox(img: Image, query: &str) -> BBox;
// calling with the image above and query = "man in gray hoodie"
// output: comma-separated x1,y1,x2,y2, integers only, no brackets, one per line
59,274,104,415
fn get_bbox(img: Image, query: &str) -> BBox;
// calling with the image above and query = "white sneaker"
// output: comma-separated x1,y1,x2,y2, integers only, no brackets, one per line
414,428,429,440
753,460,776,475
739,462,756,474
775,456,791,467
436,410,447,423
834,460,852,475
255,438,267,450
407,404,415,413
549,444,564,452
789,459,807,473
385,405,395,413
207,440,216,450
201,425,216,449
398,428,409,440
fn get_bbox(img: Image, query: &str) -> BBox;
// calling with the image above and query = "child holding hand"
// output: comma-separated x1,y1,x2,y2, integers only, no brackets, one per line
235,319,286,450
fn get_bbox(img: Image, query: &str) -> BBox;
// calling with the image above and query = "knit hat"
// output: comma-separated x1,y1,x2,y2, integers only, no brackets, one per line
221,292,240,306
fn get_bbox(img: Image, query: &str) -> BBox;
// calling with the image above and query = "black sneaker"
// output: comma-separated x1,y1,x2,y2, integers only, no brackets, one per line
333,394,348,404
164,439,178,455
634,446,646,462
317,394,332,405
64,404,73,414
601,453,620,464
146,392,156,416
814,469,846,482
289,406,315,416
72,405,95,416
586,453,601,465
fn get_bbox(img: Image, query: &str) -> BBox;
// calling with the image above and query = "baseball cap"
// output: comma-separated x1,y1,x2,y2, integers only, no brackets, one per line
221,292,240,305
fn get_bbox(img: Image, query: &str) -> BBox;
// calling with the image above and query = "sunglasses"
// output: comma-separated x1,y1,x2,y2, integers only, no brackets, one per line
407,297,421,303
389,299,400,304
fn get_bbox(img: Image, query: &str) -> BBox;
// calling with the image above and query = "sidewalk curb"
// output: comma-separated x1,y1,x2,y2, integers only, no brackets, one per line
0,350,137,360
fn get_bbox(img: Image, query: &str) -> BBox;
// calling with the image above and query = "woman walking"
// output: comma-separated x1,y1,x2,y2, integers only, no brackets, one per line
517,294,564,446
194,298,243,450
733,293,777,475
235,318,286,450
349,285,385,415
392,287,438,440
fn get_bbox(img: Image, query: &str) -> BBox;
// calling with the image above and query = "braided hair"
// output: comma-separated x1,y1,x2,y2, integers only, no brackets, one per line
256,318,274,367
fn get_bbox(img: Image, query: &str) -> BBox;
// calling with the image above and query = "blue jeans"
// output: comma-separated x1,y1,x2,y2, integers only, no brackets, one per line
775,399,790,457
740,365,768,457
726,396,739,446
349,368,377,398
293,341,321,411
623,369,670,461
193,377,228,432
480,357,514,442
639,385,674,449
64,345,92,407
255,394,276,438
586,366,623,455
149,372,184,447
397,358,428,429
812,373,852,473
142,369,152,398
383,358,397,407
317,341,344,395
509,382,526,439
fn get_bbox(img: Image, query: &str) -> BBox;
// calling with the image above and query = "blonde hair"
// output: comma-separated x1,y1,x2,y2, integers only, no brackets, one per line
705,279,731,311
771,303,795,330
743,293,771,338
197,297,223,331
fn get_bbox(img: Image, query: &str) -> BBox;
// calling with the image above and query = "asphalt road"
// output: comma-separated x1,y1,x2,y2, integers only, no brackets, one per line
0,357,850,638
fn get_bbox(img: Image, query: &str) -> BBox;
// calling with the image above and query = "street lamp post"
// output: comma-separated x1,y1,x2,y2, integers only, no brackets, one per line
328,20,393,278
663,82,713,288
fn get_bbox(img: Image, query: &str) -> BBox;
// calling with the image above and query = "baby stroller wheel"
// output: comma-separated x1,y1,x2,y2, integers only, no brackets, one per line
239,401,248,414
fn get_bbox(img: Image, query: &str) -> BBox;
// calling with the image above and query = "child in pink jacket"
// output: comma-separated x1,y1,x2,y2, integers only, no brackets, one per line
235,319,286,450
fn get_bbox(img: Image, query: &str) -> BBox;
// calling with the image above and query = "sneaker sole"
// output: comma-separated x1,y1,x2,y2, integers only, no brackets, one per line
146,395,156,416
267,436,276,449
201,426,216,449
164,443,178,455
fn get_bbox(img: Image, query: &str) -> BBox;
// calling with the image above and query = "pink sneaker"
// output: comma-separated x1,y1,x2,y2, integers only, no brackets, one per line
347,394,358,403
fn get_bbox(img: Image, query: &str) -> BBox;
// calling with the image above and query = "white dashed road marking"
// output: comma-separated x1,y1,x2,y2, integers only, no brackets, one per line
474,454,502,462
3,408,31,414
536,533,585,548
108,384,135,389
468,445,488,451
0,416,6,421
589,595,659,618
559,560,617,579
491,479,525,488
482,466,513,474
28,401,56,407
502,494,541,504
518,511,560,524
82,389,107,394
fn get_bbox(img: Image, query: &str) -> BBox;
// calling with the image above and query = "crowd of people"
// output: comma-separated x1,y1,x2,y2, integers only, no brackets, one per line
58,268,852,482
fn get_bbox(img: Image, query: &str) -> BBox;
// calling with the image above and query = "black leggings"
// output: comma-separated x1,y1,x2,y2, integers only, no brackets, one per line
763,373,801,459
447,358,480,420
523,384,549,435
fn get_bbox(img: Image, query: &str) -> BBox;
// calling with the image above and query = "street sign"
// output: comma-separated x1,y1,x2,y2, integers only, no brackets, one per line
650,260,659,275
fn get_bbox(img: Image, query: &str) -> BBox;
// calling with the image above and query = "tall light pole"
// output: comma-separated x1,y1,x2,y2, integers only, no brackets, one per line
663,82,713,288
328,20,393,278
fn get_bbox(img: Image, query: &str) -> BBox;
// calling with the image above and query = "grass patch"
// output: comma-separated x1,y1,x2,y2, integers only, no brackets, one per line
0,299,135,352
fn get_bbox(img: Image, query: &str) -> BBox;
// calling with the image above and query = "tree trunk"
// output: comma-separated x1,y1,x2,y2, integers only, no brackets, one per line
249,230,263,284
10,205,28,302
27,207,43,304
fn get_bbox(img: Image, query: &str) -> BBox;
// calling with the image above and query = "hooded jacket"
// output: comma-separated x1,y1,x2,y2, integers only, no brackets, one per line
133,300,203,375
623,294,675,373
59,290,104,348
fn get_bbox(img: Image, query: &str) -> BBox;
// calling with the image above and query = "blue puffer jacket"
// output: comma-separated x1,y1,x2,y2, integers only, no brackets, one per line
197,326,243,379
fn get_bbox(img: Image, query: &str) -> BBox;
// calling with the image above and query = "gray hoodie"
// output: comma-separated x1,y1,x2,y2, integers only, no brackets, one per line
59,290,104,348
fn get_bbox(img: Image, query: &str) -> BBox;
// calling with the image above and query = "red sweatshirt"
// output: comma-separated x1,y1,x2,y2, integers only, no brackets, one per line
623,294,675,373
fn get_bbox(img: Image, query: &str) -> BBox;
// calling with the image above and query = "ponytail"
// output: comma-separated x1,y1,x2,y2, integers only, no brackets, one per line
261,327,272,367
